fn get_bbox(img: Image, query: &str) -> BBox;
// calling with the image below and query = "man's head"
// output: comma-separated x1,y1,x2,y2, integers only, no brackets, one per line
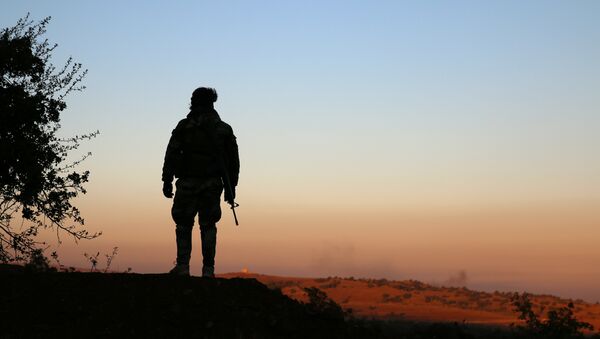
191,87,218,110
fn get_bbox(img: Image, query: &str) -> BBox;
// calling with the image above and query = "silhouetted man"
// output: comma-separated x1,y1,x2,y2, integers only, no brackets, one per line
162,87,240,277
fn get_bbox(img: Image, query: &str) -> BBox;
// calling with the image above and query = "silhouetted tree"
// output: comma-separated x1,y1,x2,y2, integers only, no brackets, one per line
0,15,99,262
512,292,594,338
303,287,347,321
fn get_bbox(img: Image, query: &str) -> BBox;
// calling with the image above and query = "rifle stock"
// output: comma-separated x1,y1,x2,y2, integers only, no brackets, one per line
230,201,239,226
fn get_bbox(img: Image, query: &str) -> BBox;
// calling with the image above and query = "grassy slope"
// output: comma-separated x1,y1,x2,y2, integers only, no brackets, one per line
221,272,600,329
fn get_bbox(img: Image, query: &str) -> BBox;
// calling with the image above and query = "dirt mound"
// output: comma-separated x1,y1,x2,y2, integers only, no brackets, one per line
0,265,361,338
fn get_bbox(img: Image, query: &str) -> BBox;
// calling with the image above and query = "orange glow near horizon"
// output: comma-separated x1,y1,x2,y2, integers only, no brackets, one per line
37,189,600,302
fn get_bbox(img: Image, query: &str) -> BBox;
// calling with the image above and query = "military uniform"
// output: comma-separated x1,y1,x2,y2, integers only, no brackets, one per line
162,107,239,276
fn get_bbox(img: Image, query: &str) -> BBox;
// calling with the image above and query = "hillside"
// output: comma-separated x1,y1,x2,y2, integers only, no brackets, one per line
221,272,600,329
0,265,359,338
4,264,599,338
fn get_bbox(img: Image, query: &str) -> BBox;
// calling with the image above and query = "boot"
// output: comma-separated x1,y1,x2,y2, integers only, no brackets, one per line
169,263,190,276
202,265,215,278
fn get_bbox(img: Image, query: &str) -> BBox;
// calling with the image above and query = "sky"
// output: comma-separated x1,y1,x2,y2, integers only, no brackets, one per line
2,1,599,301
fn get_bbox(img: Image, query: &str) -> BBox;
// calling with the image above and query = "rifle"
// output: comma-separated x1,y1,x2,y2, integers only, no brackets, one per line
222,168,239,226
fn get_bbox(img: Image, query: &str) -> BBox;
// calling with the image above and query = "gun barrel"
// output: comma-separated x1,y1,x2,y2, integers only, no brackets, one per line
231,204,239,226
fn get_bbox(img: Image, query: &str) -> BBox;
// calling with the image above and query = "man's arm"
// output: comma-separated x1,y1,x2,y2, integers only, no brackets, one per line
220,124,239,204
226,132,240,188
161,121,185,197
222,127,240,225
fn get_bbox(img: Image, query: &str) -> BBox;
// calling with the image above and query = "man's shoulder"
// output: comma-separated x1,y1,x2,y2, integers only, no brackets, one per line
172,118,194,134
215,120,234,135
171,116,234,136
176,117,192,128
217,120,233,129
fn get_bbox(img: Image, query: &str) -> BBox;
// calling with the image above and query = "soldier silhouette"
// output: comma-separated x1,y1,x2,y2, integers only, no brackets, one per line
162,87,239,277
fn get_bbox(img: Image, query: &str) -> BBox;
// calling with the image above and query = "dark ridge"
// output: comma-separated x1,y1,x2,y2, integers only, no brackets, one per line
6,265,593,338
0,264,363,338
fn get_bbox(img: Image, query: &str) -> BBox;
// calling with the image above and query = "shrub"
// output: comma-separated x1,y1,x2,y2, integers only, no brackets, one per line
512,292,594,338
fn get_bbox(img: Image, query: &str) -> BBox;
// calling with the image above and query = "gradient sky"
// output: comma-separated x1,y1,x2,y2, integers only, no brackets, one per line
2,1,599,301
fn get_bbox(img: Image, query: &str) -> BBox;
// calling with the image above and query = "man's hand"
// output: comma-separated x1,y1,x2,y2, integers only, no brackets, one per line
162,181,174,198
224,186,236,205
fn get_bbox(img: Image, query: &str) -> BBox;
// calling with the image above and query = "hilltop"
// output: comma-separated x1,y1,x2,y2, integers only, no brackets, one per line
0,264,359,338
222,272,600,329
3,264,599,338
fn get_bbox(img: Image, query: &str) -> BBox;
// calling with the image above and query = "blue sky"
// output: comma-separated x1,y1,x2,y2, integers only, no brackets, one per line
2,1,600,301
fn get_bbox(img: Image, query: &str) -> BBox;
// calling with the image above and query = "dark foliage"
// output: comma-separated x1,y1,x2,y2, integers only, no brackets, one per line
0,15,99,262
511,292,597,339
23,248,55,272
304,286,348,321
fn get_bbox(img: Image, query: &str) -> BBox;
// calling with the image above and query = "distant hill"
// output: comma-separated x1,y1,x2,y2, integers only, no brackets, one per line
221,272,600,330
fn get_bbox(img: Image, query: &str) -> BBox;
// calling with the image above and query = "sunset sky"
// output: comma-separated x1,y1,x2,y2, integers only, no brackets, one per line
2,1,599,301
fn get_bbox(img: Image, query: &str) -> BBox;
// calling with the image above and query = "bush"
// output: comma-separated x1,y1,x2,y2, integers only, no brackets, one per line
303,287,347,321
512,292,595,339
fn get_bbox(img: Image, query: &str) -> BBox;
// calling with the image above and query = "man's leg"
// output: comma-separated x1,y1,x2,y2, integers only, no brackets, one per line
170,180,199,275
200,223,217,277
174,225,193,267
198,183,223,278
